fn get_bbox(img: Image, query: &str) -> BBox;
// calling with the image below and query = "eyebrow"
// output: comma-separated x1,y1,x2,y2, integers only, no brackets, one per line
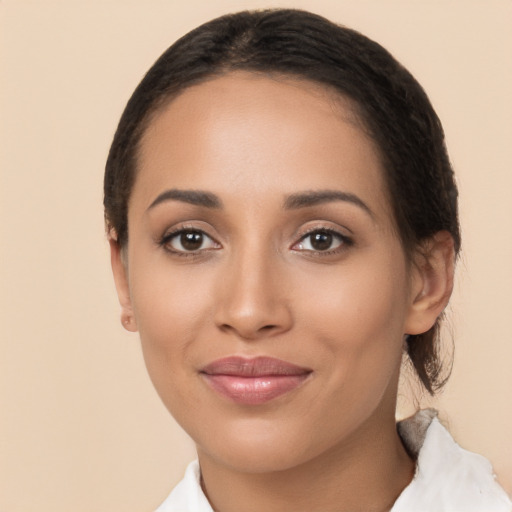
284,190,374,217
146,188,373,217
147,189,222,211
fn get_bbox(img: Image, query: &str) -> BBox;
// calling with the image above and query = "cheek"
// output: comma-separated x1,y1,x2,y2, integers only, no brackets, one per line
131,256,214,332
296,251,410,380
128,262,216,397
288,257,409,435
301,258,408,335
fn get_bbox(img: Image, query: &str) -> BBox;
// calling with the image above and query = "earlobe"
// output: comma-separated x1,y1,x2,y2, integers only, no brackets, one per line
404,231,455,335
109,237,138,333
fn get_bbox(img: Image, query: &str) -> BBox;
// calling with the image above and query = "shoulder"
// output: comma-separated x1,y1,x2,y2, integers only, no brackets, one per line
393,409,512,512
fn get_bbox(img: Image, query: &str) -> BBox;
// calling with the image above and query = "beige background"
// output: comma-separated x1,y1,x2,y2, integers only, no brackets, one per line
1,1,511,510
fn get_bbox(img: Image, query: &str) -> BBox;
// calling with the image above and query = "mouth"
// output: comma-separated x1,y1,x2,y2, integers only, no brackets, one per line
200,356,312,405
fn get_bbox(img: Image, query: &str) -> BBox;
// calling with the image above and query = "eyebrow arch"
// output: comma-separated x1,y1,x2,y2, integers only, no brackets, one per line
284,190,374,217
147,189,222,211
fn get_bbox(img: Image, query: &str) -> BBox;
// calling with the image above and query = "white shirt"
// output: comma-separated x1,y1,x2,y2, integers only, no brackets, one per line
155,410,512,511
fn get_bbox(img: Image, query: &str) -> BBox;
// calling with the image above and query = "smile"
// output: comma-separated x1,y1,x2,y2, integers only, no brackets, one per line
200,356,312,405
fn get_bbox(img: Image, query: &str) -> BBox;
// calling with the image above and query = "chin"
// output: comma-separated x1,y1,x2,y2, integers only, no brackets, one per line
193,416,329,474
200,441,310,474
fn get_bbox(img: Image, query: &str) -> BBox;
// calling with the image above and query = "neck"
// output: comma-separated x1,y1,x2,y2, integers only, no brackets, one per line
198,407,415,512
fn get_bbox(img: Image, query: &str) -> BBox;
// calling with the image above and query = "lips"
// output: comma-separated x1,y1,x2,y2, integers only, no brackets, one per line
200,356,312,405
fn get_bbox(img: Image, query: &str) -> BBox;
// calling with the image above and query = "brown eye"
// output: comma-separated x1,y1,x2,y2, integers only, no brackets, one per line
293,229,350,253
180,231,204,251
164,229,219,253
310,232,333,251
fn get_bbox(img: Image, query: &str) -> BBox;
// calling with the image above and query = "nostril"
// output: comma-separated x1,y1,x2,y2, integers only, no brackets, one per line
218,322,281,340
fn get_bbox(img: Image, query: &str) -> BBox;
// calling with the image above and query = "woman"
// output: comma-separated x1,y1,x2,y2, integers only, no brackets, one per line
104,9,511,512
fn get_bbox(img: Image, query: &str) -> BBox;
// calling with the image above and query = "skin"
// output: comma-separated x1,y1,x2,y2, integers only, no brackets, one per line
110,72,454,512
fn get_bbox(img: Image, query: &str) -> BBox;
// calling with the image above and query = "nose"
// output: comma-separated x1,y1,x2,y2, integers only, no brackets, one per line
214,247,293,340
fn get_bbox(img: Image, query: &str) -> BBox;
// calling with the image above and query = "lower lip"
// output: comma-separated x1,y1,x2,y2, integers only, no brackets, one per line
202,374,310,405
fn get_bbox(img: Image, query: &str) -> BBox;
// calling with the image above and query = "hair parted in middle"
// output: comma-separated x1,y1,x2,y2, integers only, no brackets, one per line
104,8,460,394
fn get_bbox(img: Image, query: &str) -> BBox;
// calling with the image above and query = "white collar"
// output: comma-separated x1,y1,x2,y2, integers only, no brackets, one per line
392,409,511,511
156,409,511,511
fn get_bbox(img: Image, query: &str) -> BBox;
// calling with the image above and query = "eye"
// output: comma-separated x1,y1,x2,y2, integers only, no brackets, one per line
293,229,350,253
161,229,220,254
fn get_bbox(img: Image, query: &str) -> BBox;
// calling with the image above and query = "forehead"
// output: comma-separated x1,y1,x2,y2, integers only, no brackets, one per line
134,72,391,218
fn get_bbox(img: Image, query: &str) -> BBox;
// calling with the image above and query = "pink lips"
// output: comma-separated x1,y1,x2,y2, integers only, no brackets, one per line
200,356,312,405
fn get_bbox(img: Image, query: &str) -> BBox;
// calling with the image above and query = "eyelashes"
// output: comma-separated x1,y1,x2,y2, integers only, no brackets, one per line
292,227,353,254
158,225,353,258
158,227,220,257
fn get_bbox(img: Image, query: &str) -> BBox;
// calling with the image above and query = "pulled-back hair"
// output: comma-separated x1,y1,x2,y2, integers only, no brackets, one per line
104,8,460,394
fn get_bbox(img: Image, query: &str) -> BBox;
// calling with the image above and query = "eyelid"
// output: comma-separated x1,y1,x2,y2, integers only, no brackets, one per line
156,221,353,257
158,224,222,256
291,224,354,254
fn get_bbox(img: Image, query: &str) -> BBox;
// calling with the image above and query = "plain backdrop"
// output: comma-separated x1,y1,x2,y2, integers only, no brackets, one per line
1,1,511,511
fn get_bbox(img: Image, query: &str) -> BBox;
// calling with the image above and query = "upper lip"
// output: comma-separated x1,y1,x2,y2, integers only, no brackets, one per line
201,356,312,377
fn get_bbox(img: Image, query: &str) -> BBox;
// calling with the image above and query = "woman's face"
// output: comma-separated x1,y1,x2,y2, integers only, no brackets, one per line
114,72,427,472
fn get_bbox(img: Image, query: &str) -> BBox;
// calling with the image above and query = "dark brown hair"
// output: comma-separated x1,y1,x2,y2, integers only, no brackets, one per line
104,9,460,394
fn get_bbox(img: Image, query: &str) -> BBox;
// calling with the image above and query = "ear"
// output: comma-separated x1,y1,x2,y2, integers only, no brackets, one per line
109,236,138,332
404,231,455,335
